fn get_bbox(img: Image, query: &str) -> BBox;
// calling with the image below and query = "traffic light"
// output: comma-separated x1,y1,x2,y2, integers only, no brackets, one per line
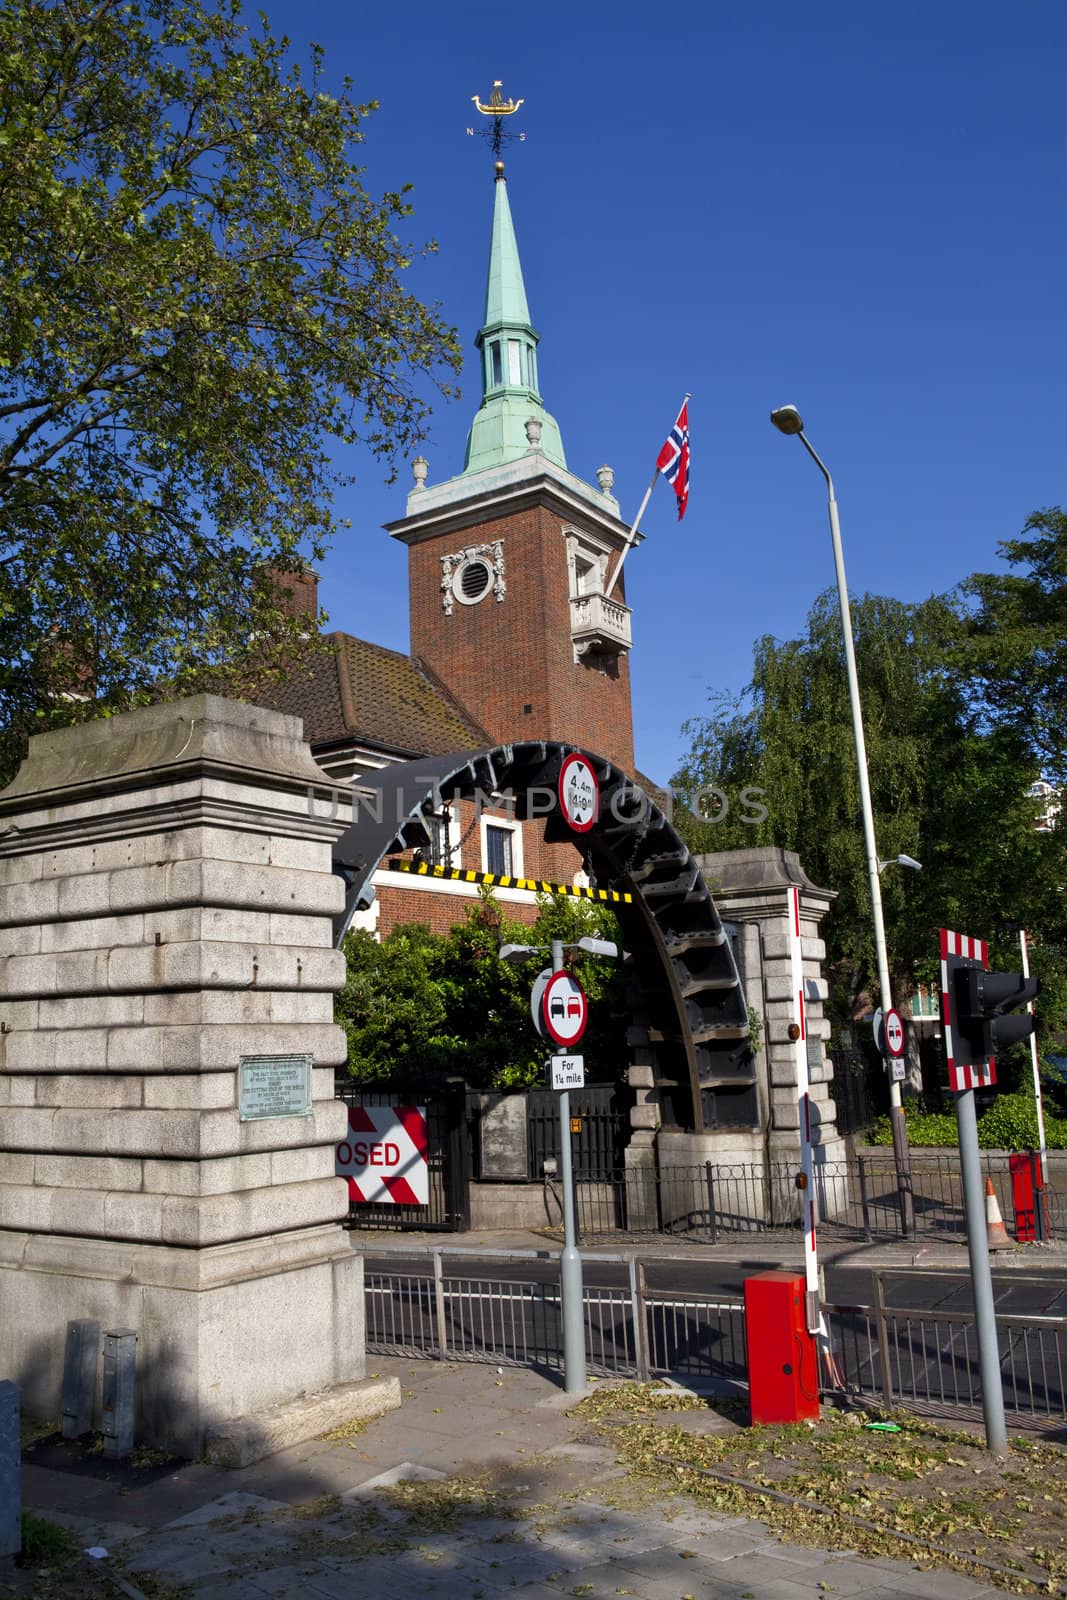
954,967,1039,1063
940,927,1040,1093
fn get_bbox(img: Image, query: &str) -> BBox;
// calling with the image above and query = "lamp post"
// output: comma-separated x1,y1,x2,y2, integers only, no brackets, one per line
770,405,914,1235
501,934,619,1391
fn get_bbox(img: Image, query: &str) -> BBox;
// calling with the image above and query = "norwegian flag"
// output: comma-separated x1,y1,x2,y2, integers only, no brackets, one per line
656,400,690,520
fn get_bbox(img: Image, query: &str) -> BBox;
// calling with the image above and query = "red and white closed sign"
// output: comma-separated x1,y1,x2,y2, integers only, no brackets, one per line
336,1104,428,1205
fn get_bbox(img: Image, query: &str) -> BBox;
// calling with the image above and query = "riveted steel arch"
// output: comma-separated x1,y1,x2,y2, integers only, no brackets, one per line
331,741,752,1134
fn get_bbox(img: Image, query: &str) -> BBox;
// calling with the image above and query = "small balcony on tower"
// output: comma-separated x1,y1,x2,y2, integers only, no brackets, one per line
570,589,632,659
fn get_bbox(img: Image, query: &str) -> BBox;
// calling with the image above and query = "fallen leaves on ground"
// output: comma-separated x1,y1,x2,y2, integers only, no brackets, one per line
571,1384,1067,1594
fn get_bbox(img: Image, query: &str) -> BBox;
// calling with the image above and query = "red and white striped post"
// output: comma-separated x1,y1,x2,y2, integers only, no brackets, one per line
1020,930,1048,1185
788,885,820,1334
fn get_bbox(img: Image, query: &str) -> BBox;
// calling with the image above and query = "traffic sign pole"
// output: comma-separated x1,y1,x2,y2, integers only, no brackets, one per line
551,937,586,1393
955,1085,1007,1454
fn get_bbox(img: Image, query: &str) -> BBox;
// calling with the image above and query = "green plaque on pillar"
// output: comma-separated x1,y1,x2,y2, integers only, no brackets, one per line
238,1054,313,1121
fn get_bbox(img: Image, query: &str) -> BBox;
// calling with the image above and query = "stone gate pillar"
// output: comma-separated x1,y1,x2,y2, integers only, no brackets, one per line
696,847,846,1169
0,696,368,1457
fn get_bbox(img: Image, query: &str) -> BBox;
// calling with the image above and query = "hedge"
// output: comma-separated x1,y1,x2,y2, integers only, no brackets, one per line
868,1093,1067,1151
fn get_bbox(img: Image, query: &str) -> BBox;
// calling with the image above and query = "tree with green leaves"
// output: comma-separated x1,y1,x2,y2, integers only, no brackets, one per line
673,584,1067,1071
337,892,628,1090
957,507,1067,787
0,0,460,781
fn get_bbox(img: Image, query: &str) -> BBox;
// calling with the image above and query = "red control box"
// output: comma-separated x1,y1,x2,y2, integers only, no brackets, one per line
743,1270,820,1424
1010,1151,1048,1242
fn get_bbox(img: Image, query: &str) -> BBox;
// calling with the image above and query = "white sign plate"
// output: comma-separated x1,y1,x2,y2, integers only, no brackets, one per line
530,966,554,1038
550,1054,585,1090
889,1057,906,1083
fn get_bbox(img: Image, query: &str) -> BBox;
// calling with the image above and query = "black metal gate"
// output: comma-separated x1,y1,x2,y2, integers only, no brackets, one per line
830,1046,882,1135
525,1083,628,1180
335,1078,471,1232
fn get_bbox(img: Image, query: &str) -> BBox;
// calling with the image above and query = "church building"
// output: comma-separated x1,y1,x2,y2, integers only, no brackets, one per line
267,155,655,937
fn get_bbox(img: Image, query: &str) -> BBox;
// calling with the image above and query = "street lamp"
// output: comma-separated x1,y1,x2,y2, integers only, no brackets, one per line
879,854,922,874
770,404,914,1234
498,932,618,1392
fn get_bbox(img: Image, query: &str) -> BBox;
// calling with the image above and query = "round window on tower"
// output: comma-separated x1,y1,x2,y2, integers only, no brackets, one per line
453,557,494,606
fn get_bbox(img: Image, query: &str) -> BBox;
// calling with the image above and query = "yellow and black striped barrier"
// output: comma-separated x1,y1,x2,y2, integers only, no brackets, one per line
385,857,632,904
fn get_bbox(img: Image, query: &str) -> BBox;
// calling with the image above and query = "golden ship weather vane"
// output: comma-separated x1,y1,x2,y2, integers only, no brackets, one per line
467,79,526,164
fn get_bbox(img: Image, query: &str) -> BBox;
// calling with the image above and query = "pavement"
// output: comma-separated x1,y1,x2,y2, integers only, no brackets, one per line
360,1224,1067,1274
20,1356,1009,1600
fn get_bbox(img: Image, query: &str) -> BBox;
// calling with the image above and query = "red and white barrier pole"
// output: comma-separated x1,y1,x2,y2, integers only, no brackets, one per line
788,885,820,1334
1020,930,1048,1185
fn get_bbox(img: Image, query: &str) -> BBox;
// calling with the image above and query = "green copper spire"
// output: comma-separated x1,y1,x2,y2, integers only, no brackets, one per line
463,164,566,475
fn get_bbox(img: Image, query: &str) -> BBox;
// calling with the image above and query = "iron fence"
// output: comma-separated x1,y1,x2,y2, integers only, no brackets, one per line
365,1249,1067,1423
567,1152,1033,1244
829,1046,882,1135
525,1084,628,1183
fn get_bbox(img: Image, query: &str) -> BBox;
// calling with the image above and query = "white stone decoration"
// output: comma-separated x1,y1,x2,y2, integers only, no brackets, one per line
411,455,429,490
524,416,542,447
440,540,506,613
596,463,615,494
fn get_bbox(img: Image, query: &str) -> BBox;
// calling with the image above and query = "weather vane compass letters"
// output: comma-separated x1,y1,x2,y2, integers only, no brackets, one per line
467,79,526,162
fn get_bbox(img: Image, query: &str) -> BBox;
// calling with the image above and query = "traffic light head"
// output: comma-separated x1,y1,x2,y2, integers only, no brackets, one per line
955,967,1039,1059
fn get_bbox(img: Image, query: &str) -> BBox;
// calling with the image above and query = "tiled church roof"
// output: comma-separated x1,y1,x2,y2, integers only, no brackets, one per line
261,632,490,758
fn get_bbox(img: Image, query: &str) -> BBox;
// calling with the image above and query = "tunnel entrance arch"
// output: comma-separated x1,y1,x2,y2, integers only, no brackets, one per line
330,741,754,1133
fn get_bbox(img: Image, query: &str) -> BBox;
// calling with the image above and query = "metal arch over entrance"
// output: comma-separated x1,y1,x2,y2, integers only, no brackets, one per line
330,741,752,1134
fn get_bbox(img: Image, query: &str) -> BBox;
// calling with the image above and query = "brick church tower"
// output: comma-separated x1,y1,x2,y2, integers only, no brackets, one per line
386,160,637,776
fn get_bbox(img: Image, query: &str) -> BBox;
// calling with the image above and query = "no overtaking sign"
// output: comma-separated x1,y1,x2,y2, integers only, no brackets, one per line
541,970,588,1047
884,1008,905,1059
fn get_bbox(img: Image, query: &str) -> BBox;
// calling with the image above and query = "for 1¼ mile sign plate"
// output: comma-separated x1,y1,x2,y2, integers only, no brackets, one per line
558,752,598,832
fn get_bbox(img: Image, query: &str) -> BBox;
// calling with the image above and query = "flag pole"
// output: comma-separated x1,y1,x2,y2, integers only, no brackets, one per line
604,392,690,600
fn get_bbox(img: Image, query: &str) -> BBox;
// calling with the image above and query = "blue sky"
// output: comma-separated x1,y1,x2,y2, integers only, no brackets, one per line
265,0,1066,785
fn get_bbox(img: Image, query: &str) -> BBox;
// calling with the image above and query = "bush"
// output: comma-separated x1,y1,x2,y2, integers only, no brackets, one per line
976,1091,1067,1151
869,1094,1067,1150
17,1513,76,1568
868,1110,958,1147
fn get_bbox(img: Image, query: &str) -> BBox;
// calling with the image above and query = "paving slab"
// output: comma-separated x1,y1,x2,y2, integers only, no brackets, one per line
341,1460,447,1497
184,1580,280,1600
123,1536,241,1583
38,1506,150,1548
243,1563,333,1596
165,1489,290,1527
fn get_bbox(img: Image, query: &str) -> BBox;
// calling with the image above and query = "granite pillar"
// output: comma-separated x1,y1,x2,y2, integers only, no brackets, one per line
688,847,848,1218
0,696,369,1456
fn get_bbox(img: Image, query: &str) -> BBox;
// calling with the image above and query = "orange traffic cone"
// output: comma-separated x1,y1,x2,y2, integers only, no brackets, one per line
985,1177,1012,1250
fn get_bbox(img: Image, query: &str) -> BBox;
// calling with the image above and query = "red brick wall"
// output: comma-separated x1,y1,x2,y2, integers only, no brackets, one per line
407,501,635,775
376,883,541,939
263,567,319,618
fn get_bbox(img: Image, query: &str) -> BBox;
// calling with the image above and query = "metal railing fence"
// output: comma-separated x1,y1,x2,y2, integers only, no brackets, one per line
568,1152,1030,1244
364,1248,1067,1423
